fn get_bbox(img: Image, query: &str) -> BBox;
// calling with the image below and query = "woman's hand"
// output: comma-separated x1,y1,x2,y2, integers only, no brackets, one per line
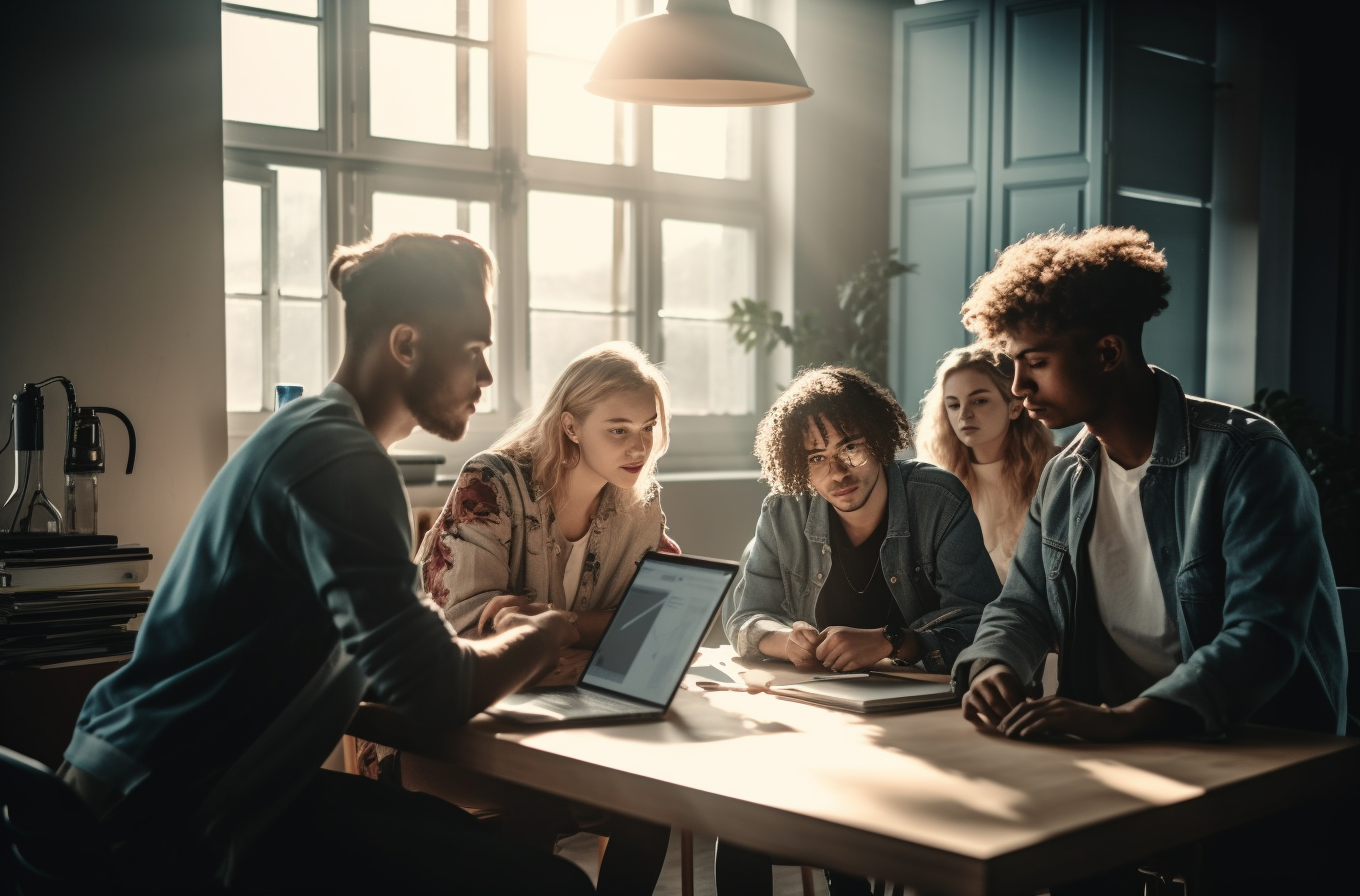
478,594,534,636
816,626,893,672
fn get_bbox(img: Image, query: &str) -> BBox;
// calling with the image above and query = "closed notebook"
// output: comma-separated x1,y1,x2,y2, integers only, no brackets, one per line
770,674,955,713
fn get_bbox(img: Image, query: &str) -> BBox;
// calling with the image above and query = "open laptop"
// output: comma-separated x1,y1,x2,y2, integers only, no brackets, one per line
485,551,739,725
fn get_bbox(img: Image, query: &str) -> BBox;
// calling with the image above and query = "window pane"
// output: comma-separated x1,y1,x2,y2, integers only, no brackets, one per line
526,0,618,59
654,107,752,180
222,12,319,130
529,192,632,313
370,0,488,39
275,166,324,298
232,0,317,16
663,319,754,415
226,298,264,412
662,219,755,415
529,311,631,406
370,34,488,148
527,56,626,164
371,192,492,246
661,219,753,315
224,180,264,295
279,300,326,397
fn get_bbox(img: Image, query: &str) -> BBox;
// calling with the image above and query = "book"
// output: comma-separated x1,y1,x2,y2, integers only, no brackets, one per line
0,533,118,552
769,673,956,713
0,557,150,590
0,543,150,564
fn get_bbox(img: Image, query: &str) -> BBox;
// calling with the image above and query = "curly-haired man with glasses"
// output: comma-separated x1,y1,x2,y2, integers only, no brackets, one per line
717,366,1001,896
724,365,1001,675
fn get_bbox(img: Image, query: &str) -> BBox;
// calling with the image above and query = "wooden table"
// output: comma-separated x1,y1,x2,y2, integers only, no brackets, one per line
351,659,1359,896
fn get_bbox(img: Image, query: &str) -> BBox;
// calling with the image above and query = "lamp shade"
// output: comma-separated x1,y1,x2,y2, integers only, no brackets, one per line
585,0,813,106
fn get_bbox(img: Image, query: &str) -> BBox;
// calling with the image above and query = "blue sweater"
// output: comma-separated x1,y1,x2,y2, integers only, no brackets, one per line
65,384,476,845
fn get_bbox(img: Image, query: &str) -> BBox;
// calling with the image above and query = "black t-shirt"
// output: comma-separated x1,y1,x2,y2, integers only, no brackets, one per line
815,510,904,631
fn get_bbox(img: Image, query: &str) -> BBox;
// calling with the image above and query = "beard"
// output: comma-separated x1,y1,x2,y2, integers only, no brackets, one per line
403,356,473,442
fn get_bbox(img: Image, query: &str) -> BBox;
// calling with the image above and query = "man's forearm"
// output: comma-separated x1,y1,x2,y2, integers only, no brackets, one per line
466,622,563,711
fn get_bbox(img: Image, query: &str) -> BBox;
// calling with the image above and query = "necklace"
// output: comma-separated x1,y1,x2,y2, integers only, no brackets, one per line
835,551,882,594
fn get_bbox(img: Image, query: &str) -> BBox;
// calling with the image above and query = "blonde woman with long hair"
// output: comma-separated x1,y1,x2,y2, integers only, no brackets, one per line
916,346,1054,582
386,341,676,895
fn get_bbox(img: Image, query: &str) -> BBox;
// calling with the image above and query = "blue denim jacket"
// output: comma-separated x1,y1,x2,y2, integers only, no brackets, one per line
953,368,1348,736
724,460,1002,673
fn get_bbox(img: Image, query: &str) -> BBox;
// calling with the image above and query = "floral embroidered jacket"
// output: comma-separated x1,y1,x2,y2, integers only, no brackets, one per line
417,450,679,636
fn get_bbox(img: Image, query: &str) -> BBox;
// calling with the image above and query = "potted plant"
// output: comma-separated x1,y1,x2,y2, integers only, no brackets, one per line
726,249,913,386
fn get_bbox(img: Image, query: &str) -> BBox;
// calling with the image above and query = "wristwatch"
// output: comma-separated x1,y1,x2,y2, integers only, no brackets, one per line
882,622,907,663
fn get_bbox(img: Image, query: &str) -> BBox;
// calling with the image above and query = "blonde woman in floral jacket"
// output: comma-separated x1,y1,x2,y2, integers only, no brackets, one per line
363,342,679,896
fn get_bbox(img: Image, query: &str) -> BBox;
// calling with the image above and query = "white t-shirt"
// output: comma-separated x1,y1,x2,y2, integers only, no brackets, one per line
560,532,589,610
969,461,1015,583
1090,443,1180,683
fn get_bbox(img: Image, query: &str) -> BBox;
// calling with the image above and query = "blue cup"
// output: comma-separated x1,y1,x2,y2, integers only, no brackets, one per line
274,383,303,409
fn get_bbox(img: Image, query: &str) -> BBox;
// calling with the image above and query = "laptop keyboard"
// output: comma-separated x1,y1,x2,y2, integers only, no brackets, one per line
533,689,648,714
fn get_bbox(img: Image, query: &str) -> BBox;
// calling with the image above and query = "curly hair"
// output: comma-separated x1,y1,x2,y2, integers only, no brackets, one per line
754,366,912,495
915,346,1053,547
961,226,1170,349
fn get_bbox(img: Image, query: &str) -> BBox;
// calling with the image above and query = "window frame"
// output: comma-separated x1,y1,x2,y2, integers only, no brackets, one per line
224,0,776,471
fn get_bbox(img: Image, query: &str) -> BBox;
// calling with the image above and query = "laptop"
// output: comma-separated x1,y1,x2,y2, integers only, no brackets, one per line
485,551,739,725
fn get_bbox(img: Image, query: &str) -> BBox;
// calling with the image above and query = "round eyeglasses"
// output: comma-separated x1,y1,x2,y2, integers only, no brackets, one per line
807,440,870,475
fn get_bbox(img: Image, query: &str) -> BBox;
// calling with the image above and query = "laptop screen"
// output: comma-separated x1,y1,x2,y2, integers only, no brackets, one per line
579,553,737,706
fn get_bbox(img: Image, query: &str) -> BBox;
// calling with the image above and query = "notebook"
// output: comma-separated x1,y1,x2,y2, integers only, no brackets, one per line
485,552,740,725
770,674,955,713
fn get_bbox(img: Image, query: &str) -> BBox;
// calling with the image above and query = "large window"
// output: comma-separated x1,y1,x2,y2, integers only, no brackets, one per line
222,0,772,469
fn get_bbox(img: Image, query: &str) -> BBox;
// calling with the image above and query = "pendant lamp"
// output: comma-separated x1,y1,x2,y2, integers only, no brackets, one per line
585,0,813,106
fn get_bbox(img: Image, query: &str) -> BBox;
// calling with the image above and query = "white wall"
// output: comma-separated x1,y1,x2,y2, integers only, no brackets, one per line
1,3,226,588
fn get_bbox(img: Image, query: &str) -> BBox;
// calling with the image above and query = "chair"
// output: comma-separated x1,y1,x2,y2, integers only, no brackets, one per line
1338,586,1360,737
0,744,113,896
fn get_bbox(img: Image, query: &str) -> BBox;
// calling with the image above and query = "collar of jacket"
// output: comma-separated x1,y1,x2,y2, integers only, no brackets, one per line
1070,366,1192,473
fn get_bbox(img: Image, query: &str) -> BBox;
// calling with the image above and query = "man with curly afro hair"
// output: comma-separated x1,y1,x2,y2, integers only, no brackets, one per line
952,227,1347,891
716,365,1001,893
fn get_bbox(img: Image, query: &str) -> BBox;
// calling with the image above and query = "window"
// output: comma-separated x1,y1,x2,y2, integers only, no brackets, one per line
223,0,775,468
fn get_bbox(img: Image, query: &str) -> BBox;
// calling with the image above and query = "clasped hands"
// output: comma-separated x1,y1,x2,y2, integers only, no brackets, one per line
962,663,1167,742
785,620,892,673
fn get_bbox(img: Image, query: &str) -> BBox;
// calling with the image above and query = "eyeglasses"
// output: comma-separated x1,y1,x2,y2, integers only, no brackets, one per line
807,440,870,475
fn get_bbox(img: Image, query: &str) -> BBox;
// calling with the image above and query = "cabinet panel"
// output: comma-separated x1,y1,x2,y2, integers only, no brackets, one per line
1005,182,1085,244
901,194,973,408
1111,47,1214,200
1009,3,1086,163
904,21,978,173
1112,193,1210,396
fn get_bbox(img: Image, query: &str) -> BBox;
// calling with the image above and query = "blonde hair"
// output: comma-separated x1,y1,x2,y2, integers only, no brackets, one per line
915,346,1053,544
492,342,671,508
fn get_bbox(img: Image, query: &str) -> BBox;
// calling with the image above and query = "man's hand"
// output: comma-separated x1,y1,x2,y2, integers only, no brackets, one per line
493,607,579,649
960,663,1027,731
478,594,533,635
815,626,892,672
785,621,827,671
995,695,1178,742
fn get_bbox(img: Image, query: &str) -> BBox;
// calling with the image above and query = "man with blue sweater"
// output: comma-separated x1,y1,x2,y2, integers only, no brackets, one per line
60,233,592,893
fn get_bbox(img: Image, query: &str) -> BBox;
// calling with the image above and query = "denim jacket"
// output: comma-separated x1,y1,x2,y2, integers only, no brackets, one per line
953,368,1348,736
724,460,1002,674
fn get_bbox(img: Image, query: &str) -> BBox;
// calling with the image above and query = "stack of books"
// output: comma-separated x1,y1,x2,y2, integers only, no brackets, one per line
0,533,152,669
